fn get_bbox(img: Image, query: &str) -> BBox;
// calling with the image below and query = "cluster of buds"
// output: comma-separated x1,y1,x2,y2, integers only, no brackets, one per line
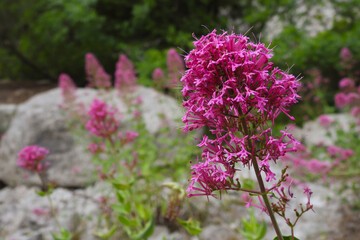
18,145,50,173
58,73,77,107
152,48,185,89
86,99,120,140
334,76,360,125
85,53,112,88
115,54,137,91
281,142,354,181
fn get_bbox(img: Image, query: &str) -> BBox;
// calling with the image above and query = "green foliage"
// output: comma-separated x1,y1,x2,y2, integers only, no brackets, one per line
135,48,168,86
177,218,202,236
0,0,114,83
93,225,117,239
52,228,72,240
0,0,245,83
240,209,267,240
62,78,200,239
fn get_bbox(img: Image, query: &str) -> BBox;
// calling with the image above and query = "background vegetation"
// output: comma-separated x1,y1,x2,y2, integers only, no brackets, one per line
1,0,360,121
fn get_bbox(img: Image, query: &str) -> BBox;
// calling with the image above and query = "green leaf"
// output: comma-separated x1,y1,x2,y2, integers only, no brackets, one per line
240,209,267,240
118,215,138,228
136,203,150,220
273,236,300,240
110,203,129,214
116,191,125,204
36,187,53,197
132,215,155,240
124,201,132,214
93,225,117,239
177,218,202,236
52,228,72,240
111,182,130,190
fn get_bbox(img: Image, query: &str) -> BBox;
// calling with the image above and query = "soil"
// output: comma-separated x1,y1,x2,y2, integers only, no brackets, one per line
0,81,57,104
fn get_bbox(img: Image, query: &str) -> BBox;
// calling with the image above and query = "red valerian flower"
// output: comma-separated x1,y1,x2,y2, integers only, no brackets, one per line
86,99,120,139
18,145,50,173
181,30,301,197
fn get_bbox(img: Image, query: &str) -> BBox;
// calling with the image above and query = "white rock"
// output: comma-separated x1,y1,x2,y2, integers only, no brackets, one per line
0,103,17,134
0,86,182,187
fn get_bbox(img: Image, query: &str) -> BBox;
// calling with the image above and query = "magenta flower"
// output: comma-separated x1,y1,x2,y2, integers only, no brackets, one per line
167,48,185,87
18,145,50,173
152,68,165,83
87,142,105,155
318,114,334,128
335,93,349,108
340,47,353,63
339,78,355,90
350,107,360,117
58,73,76,104
86,99,120,139
114,54,137,90
307,159,331,174
181,30,301,197
85,53,112,88
118,131,139,144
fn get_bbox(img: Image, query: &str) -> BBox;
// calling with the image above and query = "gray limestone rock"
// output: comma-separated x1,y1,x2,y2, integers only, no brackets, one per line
0,86,182,187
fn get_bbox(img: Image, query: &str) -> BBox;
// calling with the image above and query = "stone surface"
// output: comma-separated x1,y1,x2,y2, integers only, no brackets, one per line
263,0,336,40
0,181,348,240
0,183,107,240
0,86,182,187
292,113,354,146
0,103,17,134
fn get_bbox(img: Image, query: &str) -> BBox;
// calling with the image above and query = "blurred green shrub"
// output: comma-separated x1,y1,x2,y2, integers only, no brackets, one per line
0,0,244,84
0,0,115,84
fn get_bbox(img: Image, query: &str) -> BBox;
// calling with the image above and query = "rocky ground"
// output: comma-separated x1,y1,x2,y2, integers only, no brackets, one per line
0,81,360,240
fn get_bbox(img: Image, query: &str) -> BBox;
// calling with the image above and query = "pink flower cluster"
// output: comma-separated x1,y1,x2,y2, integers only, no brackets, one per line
167,48,185,86
17,145,50,172
340,47,356,72
281,143,354,178
181,30,301,197
334,79,360,108
58,73,76,105
334,76,360,125
86,99,120,139
318,114,334,129
87,142,105,155
152,48,185,88
85,53,112,88
118,131,139,144
115,54,137,91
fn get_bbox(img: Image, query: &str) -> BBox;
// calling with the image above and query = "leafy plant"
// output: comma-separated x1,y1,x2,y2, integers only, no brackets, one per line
240,209,267,240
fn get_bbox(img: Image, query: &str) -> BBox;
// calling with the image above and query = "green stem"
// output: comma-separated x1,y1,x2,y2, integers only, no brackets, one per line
239,117,284,240
252,157,284,240
37,173,62,232
46,194,62,231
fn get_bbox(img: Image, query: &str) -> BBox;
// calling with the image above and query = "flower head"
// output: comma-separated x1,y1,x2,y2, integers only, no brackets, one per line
181,30,301,197
181,30,300,132
115,54,137,91
318,114,334,128
85,53,112,88
86,99,120,139
167,48,185,86
340,47,353,63
87,142,105,155
152,68,165,85
58,73,76,104
339,78,355,90
17,145,50,173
